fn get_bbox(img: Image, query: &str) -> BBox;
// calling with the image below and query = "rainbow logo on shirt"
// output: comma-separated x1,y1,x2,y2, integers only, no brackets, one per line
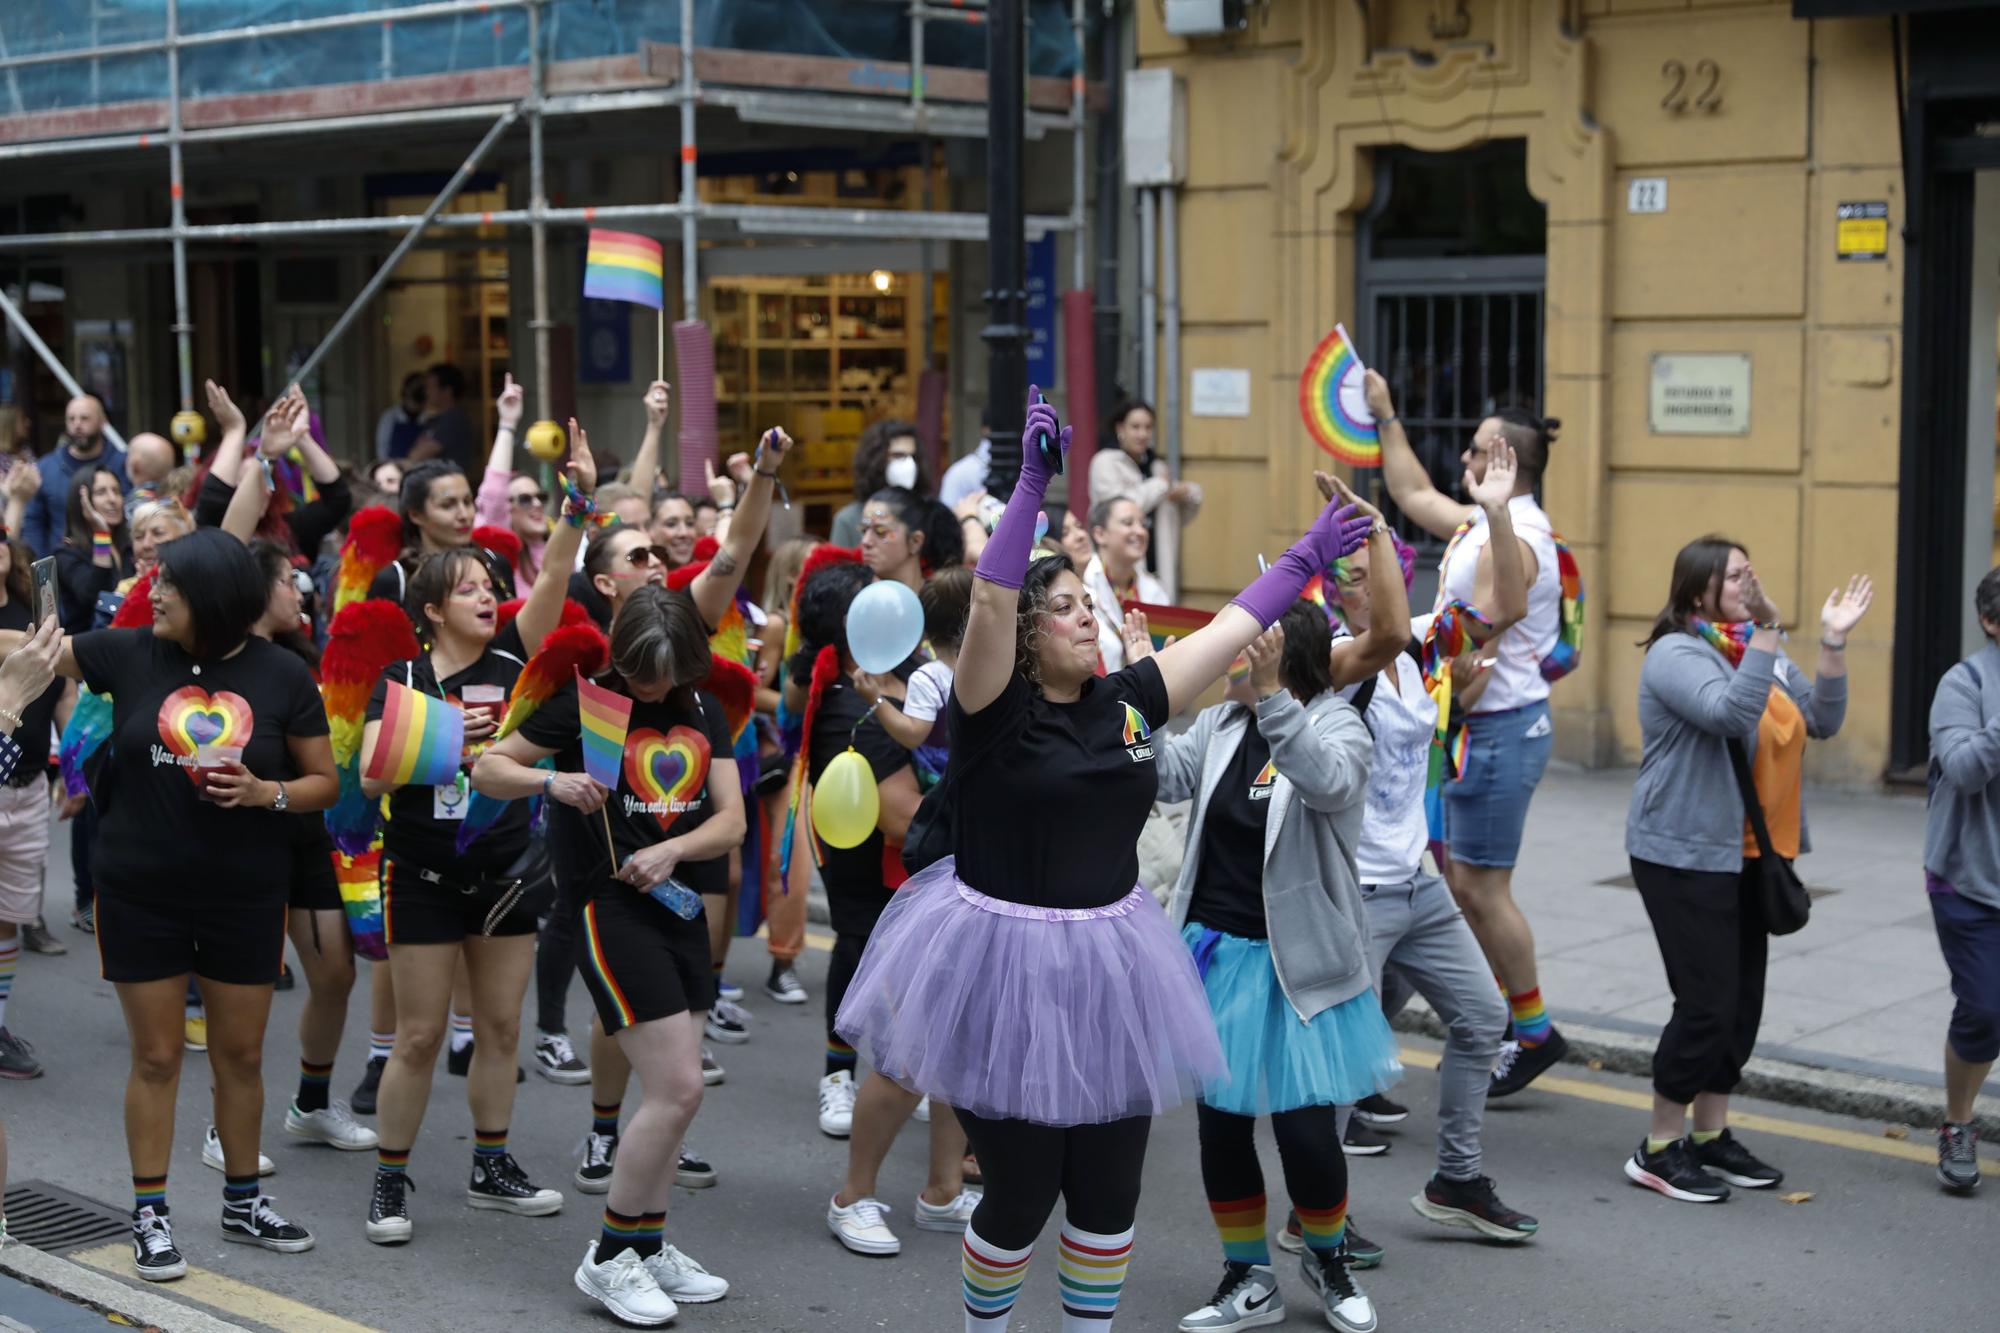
1250,757,1278,799
1120,703,1155,763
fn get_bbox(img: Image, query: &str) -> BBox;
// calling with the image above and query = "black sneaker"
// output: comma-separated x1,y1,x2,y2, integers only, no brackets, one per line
1624,1137,1730,1203
1691,1129,1783,1189
1354,1093,1407,1126
575,1132,617,1194
703,1001,750,1046
1275,1210,1382,1270
21,918,65,955
675,1144,717,1189
274,963,295,993
1938,1122,1981,1195
365,1170,414,1246
220,1194,315,1252
447,1039,523,1082
467,1152,563,1215
532,1032,591,1084
131,1206,187,1281
1489,1028,1569,1099
350,1054,385,1116
1409,1173,1538,1241
1342,1120,1390,1156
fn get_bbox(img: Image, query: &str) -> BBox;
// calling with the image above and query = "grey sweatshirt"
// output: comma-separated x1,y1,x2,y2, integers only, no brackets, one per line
1925,643,2000,910
1625,635,1847,873
1157,688,1375,1022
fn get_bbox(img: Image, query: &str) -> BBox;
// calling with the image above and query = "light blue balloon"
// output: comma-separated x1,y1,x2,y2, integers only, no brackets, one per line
847,579,925,674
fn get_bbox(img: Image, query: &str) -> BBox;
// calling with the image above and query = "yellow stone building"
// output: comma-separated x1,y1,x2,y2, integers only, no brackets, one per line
1138,0,2000,784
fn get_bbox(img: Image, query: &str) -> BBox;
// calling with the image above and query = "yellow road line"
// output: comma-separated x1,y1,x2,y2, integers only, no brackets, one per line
71,1243,384,1333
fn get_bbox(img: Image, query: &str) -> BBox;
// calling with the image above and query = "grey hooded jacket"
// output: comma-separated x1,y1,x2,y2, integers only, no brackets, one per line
1157,687,1375,1023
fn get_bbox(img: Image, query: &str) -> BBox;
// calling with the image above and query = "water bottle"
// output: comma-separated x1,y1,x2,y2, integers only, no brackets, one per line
648,877,704,921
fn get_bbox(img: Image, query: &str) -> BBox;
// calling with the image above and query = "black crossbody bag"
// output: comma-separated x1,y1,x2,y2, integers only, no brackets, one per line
1725,737,1810,936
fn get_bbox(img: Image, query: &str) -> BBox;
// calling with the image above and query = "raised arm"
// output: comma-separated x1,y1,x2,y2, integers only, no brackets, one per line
282,391,342,487
688,429,790,630
1316,471,1410,690
1253,628,1371,814
1464,438,1530,645
627,380,670,498
219,450,270,543
203,379,251,488
475,373,525,529
1364,369,1474,540
514,418,598,656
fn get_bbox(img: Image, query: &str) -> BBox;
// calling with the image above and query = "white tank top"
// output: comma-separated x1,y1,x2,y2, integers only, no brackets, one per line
1435,495,1560,715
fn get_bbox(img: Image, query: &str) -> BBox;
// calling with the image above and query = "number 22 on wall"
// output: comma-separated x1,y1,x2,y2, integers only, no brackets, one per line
1661,59,1722,114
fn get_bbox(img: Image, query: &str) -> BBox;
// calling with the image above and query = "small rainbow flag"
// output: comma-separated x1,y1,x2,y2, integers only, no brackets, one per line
1122,600,1214,653
1298,323,1379,467
583,229,665,311
365,681,464,787
576,670,634,790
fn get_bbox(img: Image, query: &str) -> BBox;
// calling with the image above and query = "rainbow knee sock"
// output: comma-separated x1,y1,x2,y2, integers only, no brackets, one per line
599,1206,664,1262
1057,1221,1132,1329
1295,1199,1348,1258
963,1224,1033,1330
1508,986,1552,1047
1208,1193,1269,1266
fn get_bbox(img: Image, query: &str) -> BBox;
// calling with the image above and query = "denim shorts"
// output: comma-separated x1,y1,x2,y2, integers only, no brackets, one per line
1442,699,1553,869
1929,881,2000,1064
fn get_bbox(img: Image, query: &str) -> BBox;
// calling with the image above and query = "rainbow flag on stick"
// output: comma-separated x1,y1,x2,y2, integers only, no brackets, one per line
364,682,465,787
1122,600,1214,654
583,229,665,311
576,671,634,790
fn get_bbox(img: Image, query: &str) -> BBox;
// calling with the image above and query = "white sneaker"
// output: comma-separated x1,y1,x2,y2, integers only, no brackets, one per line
202,1125,274,1177
285,1101,378,1151
818,1070,857,1138
912,1188,981,1233
912,1095,932,1123
645,1243,729,1303
826,1194,900,1256
574,1241,677,1327
702,1047,726,1086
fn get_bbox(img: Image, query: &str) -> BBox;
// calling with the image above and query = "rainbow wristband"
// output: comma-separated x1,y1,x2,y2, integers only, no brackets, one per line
557,472,614,530
92,528,113,561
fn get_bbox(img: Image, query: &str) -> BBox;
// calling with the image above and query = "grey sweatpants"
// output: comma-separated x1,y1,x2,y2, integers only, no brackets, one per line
1362,872,1509,1181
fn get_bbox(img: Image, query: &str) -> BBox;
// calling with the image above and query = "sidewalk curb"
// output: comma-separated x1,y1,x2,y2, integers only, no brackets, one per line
0,1243,251,1333
1390,1011,2000,1140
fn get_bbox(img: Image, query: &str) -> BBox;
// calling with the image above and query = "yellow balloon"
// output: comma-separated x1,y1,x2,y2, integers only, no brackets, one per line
810,748,879,850
525,418,566,462
169,410,207,447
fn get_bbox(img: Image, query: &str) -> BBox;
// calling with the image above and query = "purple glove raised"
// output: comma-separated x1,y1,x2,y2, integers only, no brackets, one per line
1230,500,1372,628
975,385,1073,590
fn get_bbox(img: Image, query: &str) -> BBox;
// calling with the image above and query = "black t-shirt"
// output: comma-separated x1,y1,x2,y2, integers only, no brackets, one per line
0,601,63,774
949,656,1171,910
808,677,915,934
1188,714,1274,939
519,680,736,900
71,628,329,904
365,622,528,874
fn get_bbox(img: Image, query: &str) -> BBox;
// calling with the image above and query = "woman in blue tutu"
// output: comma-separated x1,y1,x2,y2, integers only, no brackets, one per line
1153,607,1400,1333
834,388,1373,1333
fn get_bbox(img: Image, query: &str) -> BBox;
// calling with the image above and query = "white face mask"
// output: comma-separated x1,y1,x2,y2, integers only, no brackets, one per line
885,455,919,491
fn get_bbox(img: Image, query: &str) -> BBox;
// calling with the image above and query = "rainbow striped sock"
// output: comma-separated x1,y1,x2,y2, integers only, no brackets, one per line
598,1206,664,1262
591,1102,621,1139
1207,1192,1269,1266
1295,1199,1348,1257
826,1036,857,1077
473,1128,507,1159
962,1224,1032,1330
377,1146,410,1177
449,1011,474,1053
1057,1221,1132,1328
0,937,16,1030
296,1058,333,1113
1509,986,1552,1047
222,1173,258,1204
369,1029,395,1062
133,1173,167,1214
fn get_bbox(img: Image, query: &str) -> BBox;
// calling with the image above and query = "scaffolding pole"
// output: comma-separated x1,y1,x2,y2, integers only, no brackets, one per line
527,0,552,418
1071,0,1087,290
167,0,192,412
680,0,699,316
0,284,128,452
285,107,522,394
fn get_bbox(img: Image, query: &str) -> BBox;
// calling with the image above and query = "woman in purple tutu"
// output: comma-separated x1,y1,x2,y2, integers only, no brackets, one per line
834,387,1374,1332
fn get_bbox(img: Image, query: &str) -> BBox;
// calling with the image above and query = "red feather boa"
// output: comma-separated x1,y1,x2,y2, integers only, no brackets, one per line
493,596,595,634
473,525,523,568
110,570,156,628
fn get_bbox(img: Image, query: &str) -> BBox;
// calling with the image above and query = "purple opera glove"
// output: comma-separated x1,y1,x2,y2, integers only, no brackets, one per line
974,384,1073,590
1229,501,1370,628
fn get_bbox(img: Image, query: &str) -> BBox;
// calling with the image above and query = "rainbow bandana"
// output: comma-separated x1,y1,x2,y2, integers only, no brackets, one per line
1690,616,1753,669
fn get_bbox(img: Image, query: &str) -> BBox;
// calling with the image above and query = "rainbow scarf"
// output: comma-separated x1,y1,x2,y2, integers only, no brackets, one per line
1690,617,1752,669
1434,511,1586,683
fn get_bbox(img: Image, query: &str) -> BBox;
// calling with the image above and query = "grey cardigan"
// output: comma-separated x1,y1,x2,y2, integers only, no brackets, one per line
1626,635,1848,873
1925,644,2000,910
1157,688,1374,1022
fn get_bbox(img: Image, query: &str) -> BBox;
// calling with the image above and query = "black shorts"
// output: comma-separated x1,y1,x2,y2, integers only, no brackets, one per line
382,854,548,946
289,820,342,913
95,891,288,986
578,887,715,1034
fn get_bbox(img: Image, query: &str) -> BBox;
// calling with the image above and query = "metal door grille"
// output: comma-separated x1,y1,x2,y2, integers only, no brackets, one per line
2,1181,131,1253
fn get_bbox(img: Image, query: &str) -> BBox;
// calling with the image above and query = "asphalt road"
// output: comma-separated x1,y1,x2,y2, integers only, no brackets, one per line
3,875,1997,1331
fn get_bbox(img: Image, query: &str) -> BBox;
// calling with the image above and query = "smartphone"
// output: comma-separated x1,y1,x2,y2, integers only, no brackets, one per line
30,556,58,629
1032,390,1065,477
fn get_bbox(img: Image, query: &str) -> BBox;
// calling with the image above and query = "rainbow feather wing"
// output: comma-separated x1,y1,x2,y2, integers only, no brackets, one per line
335,848,387,961
334,507,403,614
321,600,420,856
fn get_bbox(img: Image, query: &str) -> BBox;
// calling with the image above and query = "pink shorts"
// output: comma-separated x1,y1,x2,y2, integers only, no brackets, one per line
0,779,52,925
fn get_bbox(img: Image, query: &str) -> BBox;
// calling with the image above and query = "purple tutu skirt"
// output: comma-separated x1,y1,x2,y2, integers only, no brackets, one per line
834,857,1225,1126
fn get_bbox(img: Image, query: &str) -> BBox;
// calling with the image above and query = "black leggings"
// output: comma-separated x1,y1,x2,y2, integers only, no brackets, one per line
826,930,866,1046
954,1108,1151,1251
1196,1101,1346,1219
536,870,583,1036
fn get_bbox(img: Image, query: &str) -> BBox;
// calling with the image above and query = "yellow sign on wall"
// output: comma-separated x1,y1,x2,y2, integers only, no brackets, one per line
1835,201,1889,262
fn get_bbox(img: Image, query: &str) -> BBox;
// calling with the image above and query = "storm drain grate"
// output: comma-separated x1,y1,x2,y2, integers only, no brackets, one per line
1594,872,1838,900
2,1181,130,1254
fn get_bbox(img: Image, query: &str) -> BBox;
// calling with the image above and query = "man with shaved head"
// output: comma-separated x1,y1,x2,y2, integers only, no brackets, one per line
21,394,126,557
121,432,179,517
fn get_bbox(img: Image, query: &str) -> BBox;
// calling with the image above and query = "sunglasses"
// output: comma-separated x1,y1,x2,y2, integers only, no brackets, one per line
624,545,673,569
509,491,547,508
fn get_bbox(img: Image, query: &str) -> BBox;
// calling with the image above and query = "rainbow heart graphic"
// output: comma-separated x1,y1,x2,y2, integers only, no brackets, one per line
622,725,713,832
156,685,254,783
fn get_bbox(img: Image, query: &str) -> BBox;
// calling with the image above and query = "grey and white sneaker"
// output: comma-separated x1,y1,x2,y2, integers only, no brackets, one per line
575,1132,617,1194
533,1032,590,1084
644,1243,729,1303
765,965,808,1004
285,1100,378,1150
201,1125,274,1176
1300,1246,1376,1333
466,1153,563,1215
1939,1122,1981,1194
702,1046,726,1086
912,1187,980,1232
130,1206,187,1282
0,1029,42,1080
575,1241,678,1327
704,999,750,1045
220,1194,314,1253
1178,1261,1284,1332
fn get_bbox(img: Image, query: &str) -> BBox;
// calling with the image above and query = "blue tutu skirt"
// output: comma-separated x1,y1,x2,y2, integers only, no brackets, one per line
1183,924,1402,1116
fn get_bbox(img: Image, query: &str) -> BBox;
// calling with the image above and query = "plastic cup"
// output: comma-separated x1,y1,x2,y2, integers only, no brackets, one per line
461,684,505,727
194,744,244,803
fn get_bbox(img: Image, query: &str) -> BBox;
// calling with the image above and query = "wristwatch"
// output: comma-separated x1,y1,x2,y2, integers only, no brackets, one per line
271,782,290,813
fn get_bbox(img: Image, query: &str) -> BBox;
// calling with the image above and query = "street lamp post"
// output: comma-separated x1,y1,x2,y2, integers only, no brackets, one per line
982,0,1028,500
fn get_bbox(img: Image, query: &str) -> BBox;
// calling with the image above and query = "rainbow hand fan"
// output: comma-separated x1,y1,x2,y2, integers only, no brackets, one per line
1298,324,1380,467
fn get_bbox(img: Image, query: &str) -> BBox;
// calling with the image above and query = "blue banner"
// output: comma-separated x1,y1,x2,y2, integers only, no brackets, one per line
1024,233,1058,387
